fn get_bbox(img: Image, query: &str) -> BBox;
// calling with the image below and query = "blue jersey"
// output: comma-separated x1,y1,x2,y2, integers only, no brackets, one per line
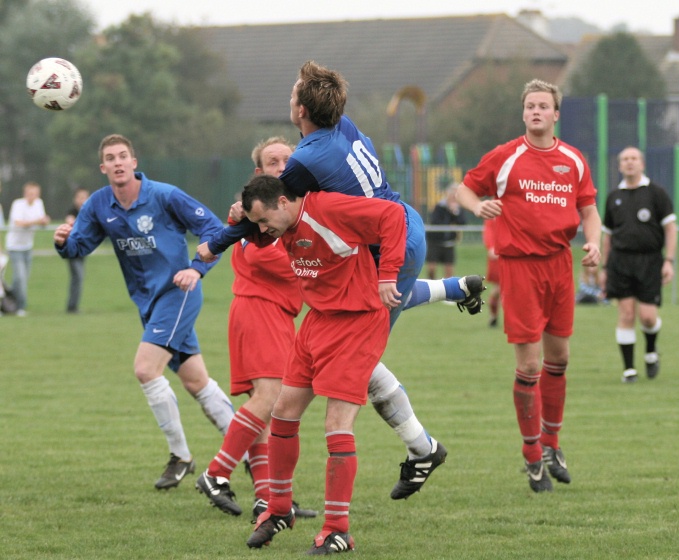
56,172,223,317
208,115,401,254
280,115,401,201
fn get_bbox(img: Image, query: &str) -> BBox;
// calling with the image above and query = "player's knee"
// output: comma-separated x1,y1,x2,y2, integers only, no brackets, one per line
368,362,401,403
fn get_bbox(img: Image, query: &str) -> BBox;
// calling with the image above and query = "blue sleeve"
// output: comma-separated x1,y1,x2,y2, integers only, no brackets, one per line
166,188,225,277
279,158,320,197
54,199,106,259
207,219,259,254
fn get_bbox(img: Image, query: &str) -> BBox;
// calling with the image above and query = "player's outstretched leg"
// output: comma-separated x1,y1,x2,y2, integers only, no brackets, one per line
390,438,448,500
455,275,486,315
403,276,486,314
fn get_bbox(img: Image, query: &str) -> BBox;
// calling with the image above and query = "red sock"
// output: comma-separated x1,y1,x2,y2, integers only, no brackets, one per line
247,442,269,501
540,361,567,450
513,369,542,463
322,432,357,534
267,417,300,516
208,407,266,479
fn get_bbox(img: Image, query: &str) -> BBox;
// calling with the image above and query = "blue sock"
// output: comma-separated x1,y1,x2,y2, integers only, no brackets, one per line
404,278,465,309
403,280,431,310
443,277,465,300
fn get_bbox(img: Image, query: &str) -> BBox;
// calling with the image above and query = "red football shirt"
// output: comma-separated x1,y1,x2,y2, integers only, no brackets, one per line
231,238,303,317
280,191,406,314
464,136,597,257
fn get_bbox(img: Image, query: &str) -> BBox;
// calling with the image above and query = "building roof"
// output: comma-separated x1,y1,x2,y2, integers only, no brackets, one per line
195,14,569,122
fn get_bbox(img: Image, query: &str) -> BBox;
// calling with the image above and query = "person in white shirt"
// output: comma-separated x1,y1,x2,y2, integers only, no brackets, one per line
5,182,50,316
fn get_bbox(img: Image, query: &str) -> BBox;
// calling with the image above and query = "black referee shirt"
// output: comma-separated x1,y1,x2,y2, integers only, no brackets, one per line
603,181,675,254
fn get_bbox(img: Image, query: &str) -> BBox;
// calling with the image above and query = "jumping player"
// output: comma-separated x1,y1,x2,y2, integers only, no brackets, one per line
198,61,485,500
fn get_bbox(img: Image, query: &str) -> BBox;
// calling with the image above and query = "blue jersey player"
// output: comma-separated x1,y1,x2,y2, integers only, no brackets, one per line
199,62,485,501
54,134,235,490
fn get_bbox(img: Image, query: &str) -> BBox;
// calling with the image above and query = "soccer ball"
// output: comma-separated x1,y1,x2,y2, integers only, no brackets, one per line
26,57,83,111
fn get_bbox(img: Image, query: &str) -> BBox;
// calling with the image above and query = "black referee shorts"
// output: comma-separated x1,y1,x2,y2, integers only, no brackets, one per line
606,251,663,305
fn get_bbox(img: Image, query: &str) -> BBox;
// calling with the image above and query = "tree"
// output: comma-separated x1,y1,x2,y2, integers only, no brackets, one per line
568,32,666,99
42,14,248,210
0,0,93,208
429,61,533,168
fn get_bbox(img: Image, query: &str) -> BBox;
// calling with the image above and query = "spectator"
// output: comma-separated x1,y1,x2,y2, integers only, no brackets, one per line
6,181,51,316
425,183,466,279
64,188,90,313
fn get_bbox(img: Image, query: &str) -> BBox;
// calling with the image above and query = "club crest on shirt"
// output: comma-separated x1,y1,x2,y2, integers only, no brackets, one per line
553,165,570,174
637,208,651,222
137,215,154,234
296,239,313,247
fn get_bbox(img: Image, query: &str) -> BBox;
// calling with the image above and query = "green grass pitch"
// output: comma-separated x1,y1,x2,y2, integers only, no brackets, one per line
1,236,677,559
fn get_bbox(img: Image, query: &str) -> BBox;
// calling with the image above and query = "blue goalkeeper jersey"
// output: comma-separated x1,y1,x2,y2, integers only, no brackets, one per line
56,172,222,317
280,115,401,201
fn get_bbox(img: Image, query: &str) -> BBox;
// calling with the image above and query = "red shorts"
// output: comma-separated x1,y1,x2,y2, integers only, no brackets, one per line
228,296,296,396
500,250,574,344
486,258,500,284
285,308,390,405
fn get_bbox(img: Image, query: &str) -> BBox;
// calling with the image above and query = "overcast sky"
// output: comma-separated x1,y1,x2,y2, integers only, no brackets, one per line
81,0,678,35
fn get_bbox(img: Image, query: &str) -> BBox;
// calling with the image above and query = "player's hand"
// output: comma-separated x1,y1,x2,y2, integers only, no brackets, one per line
476,199,503,219
53,223,73,246
229,201,245,223
581,242,600,267
379,282,401,309
174,268,201,291
196,241,218,263
661,259,674,285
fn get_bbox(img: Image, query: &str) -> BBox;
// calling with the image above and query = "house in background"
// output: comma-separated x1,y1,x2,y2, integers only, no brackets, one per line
196,14,569,126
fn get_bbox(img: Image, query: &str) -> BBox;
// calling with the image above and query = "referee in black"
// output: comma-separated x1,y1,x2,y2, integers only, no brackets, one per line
600,146,676,383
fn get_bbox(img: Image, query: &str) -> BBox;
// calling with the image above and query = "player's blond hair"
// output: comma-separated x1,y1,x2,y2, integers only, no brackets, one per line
251,137,296,169
98,134,136,162
521,79,562,111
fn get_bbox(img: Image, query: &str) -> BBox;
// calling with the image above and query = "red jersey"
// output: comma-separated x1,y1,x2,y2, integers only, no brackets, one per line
280,191,406,314
464,136,597,257
231,238,302,317
483,217,497,251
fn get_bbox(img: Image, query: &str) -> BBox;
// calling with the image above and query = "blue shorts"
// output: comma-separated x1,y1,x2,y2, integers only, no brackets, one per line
390,202,426,328
140,284,202,372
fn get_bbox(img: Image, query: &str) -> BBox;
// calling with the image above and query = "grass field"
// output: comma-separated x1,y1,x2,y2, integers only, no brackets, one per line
1,234,678,559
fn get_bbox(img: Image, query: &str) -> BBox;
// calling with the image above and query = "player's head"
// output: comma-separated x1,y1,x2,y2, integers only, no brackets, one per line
99,134,136,163
521,79,561,111
241,174,299,237
291,60,348,129
521,79,561,137
617,146,645,180
251,137,296,177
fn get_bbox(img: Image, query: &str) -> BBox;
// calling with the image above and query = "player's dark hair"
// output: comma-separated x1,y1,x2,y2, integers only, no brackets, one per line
296,60,347,128
241,174,298,212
